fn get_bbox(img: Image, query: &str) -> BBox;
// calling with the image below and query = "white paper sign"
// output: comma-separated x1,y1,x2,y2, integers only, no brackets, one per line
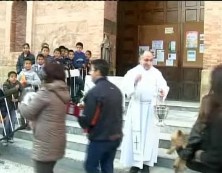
168,53,176,60
166,59,174,66
153,58,157,65
199,44,204,53
152,40,163,50
165,27,174,34
187,50,196,62
170,41,176,52
200,34,204,41
186,31,198,48
156,49,165,62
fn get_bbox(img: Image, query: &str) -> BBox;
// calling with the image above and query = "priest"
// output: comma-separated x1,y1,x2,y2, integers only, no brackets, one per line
120,50,169,173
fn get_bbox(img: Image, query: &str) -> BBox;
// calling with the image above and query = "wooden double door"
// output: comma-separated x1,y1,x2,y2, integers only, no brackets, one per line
116,1,204,101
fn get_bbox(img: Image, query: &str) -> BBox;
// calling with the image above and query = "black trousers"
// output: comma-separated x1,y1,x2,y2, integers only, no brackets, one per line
33,160,57,173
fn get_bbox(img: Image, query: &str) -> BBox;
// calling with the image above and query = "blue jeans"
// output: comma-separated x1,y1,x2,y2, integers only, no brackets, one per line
85,139,121,173
2,109,16,139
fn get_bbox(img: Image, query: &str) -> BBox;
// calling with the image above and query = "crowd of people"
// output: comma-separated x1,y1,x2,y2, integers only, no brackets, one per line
0,47,222,173
1,41,91,143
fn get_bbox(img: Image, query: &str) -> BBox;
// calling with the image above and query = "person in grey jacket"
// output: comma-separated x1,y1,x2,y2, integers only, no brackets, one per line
19,63,70,173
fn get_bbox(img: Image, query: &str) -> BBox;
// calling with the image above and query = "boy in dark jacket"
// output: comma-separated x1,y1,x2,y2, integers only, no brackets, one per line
16,43,35,74
74,42,87,69
2,71,23,146
77,59,123,173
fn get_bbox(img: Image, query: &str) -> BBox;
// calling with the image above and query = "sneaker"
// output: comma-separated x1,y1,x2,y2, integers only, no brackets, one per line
2,140,8,146
8,138,14,143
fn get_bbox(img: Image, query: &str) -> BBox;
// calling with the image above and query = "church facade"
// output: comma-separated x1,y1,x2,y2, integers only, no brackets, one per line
0,1,221,101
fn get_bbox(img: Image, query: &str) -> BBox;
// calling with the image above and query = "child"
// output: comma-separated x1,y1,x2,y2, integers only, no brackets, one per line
85,50,92,75
16,43,35,74
64,47,69,58
18,57,41,88
64,49,75,70
17,57,41,129
2,71,23,146
41,46,54,63
32,54,45,82
53,48,64,65
74,42,87,69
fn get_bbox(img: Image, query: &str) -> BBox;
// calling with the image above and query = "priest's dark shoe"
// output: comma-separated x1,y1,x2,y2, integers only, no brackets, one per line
129,166,140,173
141,165,150,173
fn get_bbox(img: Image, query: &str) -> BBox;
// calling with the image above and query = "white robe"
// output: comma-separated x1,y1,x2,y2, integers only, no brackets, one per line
120,65,169,169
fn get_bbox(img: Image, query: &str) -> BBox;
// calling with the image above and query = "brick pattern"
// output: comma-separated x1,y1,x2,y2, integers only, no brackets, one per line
104,1,117,22
10,1,27,52
203,1,222,69
200,1,222,98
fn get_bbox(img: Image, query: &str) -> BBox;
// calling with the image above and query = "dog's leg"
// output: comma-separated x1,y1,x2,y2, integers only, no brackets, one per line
167,146,176,154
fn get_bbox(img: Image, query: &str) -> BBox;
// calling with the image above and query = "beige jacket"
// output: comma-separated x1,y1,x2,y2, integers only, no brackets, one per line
19,80,70,161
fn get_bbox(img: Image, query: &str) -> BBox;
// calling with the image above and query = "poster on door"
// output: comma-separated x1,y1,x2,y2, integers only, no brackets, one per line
186,31,198,48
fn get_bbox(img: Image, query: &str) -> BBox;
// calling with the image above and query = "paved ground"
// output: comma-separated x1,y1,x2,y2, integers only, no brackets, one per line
0,158,177,173
0,157,198,173
0,159,33,173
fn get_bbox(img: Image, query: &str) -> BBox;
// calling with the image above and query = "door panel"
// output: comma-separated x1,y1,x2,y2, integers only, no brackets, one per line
117,1,204,101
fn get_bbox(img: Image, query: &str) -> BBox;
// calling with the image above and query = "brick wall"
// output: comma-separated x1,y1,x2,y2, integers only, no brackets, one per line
200,1,222,98
203,1,222,69
10,1,27,52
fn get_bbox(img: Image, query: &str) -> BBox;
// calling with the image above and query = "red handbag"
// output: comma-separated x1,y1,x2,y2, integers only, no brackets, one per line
66,101,83,117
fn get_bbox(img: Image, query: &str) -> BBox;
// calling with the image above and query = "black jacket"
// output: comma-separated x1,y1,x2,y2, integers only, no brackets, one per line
198,110,222,173
177,111,222,173
177,121,206,161
16,52,35,74
3,80,23,111
78,77,123,141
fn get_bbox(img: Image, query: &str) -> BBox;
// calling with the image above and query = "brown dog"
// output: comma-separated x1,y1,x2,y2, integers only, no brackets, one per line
167,130,189,173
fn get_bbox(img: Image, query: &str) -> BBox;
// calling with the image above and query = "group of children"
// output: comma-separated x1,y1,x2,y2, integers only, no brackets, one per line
0,41,91,146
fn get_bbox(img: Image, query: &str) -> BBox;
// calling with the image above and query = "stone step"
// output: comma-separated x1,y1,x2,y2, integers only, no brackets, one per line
0,125,173,154
0,137,198,172
165,100,200,112
0,136,176,171
65,110,197,135
124,100,200,112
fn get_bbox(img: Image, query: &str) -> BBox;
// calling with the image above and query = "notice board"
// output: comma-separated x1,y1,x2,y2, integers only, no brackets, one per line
138,24,180,67
182,22,204,68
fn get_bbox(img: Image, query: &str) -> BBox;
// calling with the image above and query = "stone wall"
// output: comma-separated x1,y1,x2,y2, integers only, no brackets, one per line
0,1,105,85
200,1,222,98
32,1,105,58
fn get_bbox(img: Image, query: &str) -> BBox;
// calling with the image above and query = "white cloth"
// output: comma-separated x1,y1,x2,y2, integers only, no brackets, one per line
120,65,169,169
21,92,37,105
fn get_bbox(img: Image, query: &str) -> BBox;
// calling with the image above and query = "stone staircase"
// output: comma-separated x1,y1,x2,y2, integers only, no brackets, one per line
0,99,200,172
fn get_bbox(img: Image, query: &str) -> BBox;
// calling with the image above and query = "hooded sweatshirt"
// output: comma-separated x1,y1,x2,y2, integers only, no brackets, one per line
18,80,70,161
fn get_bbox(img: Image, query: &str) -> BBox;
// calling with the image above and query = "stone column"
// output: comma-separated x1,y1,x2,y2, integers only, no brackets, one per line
200,1,222,98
